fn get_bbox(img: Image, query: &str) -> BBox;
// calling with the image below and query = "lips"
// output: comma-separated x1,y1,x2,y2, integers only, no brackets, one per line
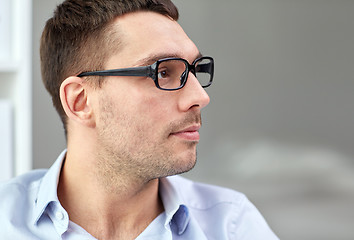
170,125,201,141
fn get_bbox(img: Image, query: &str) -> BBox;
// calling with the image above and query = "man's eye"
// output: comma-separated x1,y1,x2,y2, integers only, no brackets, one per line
158,69,169,79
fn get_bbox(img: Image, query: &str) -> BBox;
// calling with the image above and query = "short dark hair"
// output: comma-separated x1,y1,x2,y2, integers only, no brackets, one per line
40,0,179,134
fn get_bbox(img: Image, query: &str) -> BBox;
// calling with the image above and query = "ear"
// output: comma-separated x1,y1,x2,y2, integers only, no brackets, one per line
60,76,95,128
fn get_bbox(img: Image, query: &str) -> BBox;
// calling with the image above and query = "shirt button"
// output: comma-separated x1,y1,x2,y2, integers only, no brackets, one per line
55,211,65,220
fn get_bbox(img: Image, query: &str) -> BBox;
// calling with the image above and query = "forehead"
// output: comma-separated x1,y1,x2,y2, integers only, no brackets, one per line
105,11,200,68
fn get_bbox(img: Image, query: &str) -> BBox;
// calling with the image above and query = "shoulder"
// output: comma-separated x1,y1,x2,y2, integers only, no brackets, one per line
0,169,47,190
0,169,56,239
165,176,279,239
0,169,47,205
166,175,247,210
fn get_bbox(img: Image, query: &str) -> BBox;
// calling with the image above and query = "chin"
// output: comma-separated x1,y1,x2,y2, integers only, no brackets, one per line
168,151,198,176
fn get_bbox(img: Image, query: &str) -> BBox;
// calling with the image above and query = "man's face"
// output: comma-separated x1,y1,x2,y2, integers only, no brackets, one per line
92,11,210,181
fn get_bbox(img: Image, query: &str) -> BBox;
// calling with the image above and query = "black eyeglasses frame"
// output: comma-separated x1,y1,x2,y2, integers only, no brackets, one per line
77,56,214,91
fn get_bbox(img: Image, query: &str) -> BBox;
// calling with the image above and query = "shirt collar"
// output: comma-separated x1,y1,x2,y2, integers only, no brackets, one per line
31,150,190,236
159,177,190,235
32,150,68,228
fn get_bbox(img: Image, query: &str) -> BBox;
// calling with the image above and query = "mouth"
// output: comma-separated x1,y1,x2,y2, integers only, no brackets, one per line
170,125,201,141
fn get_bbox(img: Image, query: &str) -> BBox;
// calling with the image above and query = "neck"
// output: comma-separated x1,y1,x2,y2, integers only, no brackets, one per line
58,149,164,240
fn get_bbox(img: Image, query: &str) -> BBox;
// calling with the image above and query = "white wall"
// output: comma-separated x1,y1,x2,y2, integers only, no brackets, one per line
32,0,66,169
32,1,354,239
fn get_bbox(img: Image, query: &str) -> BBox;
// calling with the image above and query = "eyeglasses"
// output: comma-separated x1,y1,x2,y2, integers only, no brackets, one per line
77,56,214,91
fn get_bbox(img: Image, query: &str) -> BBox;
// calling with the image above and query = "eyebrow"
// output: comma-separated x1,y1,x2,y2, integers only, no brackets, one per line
135,52,203,66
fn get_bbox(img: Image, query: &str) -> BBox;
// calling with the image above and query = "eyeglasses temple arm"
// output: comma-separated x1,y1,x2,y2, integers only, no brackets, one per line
77,65,153,78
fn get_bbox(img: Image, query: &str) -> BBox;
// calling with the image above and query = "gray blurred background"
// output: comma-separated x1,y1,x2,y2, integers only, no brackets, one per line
33,1,354,239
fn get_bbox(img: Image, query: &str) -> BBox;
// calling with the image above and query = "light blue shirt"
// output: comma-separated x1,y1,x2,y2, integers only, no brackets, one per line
0,150,279,239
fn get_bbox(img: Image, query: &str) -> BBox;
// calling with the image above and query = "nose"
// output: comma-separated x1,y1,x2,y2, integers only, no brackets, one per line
177,73,210,111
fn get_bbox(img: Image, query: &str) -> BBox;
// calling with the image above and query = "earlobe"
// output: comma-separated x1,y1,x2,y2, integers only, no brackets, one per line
60,77,95,128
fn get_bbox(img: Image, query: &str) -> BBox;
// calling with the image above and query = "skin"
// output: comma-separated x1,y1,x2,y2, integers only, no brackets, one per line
58,11,210,240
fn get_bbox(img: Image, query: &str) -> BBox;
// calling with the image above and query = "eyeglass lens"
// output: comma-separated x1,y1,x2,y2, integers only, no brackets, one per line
156,58,213,90
195,58,213,88
157,60,187,90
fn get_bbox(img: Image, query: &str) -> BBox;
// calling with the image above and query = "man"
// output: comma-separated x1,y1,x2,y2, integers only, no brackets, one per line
0,0,278,239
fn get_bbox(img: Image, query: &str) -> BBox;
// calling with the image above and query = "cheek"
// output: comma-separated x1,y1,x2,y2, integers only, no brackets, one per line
140,94,174,124
98,83,175,138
